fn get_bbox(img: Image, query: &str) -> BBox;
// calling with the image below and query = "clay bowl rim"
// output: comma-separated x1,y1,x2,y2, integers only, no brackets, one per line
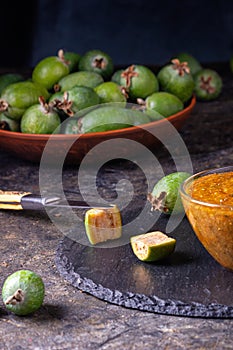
0,95,196,141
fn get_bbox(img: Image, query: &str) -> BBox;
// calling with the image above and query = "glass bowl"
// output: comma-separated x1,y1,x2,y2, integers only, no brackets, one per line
180,166,233,271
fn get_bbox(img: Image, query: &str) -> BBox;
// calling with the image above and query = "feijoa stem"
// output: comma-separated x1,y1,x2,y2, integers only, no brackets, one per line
0,100,9,112
5,289,24,306
147,191,169,212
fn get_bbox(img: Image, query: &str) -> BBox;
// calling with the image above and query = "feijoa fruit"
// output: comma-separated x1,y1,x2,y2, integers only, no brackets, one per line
2,269,45,316
79,105,150,133
32,49,69,90
143,91,184,117
148,171,191,215
94,81,127,104
78,49,114,80
157,59,194,103
0,81,50,120
55,71,104,92
130,231,176,262
20,96,61,134
193,68,222,101
174,52,202,76
0,113,20,131
120,64,159,100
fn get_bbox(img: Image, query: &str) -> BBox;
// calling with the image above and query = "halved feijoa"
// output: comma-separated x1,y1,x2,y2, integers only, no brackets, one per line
130,231,176,262
85,205,122,245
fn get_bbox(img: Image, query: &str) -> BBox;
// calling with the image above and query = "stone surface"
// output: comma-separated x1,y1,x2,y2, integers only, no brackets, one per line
56,223,233,318
0,62,233,348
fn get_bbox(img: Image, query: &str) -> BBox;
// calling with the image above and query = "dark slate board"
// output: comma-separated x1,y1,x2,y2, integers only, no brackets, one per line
55,215,233,318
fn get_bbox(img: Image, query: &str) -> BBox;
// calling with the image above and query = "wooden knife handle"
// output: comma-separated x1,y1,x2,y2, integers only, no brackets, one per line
0,190,31,210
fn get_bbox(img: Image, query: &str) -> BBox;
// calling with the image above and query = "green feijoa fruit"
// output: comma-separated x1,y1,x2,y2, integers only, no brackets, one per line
79,105,150,133
0,81,50,120
0,113,20,131
62,117,80,134
20,96,61,134
120,64,159,100
147,171,191,215
157,59,194,103
0,73,24,95
63,51,81,72
2,269,45,316
55,71,104,92
193,68,223,101
78,49,114,80
111,69,124,84
94,81,127,105
66,86,100,114
174,52,202,76
130,231,176,262
32,49,69,90
144,91,183,117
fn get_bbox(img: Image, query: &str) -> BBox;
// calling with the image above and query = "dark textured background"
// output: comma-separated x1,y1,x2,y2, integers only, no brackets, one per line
1,0,233,69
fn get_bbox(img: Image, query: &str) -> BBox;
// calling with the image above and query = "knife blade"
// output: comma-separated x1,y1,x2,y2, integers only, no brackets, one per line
0,190,113,211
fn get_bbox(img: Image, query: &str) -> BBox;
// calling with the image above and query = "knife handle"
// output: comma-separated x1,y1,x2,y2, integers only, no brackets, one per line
0,190,31,210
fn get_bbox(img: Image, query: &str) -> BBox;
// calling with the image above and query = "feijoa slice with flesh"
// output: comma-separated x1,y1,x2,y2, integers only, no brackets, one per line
85,205,122,245
130,231,176,262
2,269,45,316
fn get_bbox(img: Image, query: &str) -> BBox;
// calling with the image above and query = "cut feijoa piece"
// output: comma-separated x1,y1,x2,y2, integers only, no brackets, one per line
85,205,122,245
130,231,176,262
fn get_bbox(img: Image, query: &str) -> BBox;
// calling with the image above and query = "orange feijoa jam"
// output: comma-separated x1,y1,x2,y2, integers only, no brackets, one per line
188,172,233,206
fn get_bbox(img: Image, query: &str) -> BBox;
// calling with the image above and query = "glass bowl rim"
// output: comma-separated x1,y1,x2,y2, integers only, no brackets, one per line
180,165,233,209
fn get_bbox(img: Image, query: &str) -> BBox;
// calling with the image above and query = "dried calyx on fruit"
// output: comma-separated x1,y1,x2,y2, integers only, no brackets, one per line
119,64,159,100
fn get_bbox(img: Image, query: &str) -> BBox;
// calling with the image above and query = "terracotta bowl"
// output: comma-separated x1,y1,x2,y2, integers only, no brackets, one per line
0,96,196,164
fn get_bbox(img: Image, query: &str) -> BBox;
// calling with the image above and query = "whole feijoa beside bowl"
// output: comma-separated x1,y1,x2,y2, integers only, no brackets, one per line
193,68,223,101
174,52,202,76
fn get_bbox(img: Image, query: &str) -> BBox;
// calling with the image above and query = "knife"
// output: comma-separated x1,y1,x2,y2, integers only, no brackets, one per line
0,190,112,211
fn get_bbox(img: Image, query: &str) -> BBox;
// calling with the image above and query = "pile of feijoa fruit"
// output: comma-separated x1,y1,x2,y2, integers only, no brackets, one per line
0,49,223,134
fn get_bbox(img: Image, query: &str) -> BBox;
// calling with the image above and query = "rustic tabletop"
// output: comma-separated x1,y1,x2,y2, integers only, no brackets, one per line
0,62,232,349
